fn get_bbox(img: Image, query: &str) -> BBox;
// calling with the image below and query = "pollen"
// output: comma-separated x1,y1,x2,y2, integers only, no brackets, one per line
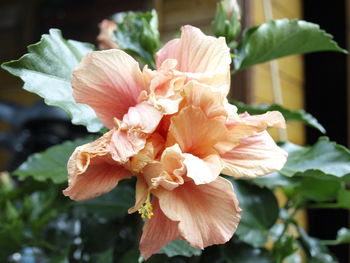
138,197,154,220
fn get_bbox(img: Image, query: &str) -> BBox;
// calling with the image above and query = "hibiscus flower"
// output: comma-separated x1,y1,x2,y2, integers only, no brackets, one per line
63,25,287,259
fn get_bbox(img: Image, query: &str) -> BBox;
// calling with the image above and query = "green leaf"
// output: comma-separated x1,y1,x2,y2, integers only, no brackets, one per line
90,248,114,263
230,179,279,247
280,137,350,178
336,189,350,209
320,228,350,246
158,239,201,258
231,101,326,133
234,19,347,71
222,241,273,263
14,136,95,184
111,10,160,68
77,182,135,219
1,29,103,132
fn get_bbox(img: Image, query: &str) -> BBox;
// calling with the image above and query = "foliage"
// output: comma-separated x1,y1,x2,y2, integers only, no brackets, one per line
110,10,160,69
1,30,103,132
234,19,347,72
1,3,349,263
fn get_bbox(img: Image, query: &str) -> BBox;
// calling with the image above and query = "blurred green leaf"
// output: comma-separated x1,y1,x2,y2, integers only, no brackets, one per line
336,189,350,209
77,182,134,219
119,248,139,263
222,242,273,263
158,239,201,258
234,19,347,71
230,180,279,247
231,101,325,133
271,236,298,263
14,136,95,184
111,10,160,68
0,220,24,259
1,29,103,132
90,248,114,263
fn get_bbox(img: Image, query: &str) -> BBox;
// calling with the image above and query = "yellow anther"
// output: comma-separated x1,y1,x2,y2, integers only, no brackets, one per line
138,197,154,220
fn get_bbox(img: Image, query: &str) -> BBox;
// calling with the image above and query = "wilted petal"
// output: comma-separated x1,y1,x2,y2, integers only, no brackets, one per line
156,176,241,249
140,198,180,260
72,50,144,128
63,132,131,201
221,131,288,178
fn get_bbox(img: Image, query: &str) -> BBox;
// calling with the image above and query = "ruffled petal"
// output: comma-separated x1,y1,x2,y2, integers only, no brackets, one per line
139,198,180,260
122,102,163,133
63,132,131,201
183,81,228,119
167,106,228,157
221,131,288,178
72,50,144,128
157,25,231,74
156,176,241,249
110,127,147,163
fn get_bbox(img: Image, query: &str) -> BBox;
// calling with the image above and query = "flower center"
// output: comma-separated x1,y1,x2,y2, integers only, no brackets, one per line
138,197,154,219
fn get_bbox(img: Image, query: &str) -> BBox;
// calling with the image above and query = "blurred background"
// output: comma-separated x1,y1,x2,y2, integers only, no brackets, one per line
0,0,348,261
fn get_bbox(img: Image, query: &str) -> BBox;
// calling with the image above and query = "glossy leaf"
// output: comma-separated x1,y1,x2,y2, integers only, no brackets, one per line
231,101,325,133
1,29,103,132
158,239,201,258
280,137,350,178
234,19,347,71
14,136,95,184
230,179,279,247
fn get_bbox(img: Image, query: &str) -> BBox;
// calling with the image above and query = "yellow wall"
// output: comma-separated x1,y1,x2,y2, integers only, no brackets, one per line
251,0,305,145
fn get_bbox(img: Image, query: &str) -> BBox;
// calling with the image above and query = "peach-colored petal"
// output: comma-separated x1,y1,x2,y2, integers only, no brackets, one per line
221,131,288,178
183,153,223,184
183,81,228,119
219,111,287,154
97,19,119,50
122,102,162,133
156,39,180,69
156,25,231,95
128,133,165,174
72,50,144,128
156,176,241,249
128,176,149,214
109,128,147,163
157,25,231,74
142,144,185,191
63,132,131,201
140,198,180,260
167,106,228,157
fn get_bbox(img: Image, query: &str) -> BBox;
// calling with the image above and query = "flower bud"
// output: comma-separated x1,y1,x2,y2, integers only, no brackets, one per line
97,19,120,50
212,0,241,47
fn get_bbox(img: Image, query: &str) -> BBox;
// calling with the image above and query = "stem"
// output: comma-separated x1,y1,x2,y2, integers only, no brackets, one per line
306,203,341,209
